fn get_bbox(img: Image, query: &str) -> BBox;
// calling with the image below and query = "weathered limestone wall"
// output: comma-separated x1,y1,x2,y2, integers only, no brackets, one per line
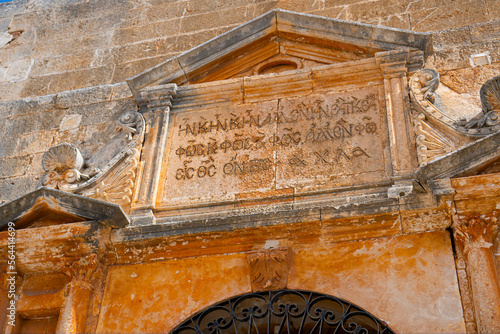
0,83,135,204
0,0,499,204
0,0,499,102
96,231,465,333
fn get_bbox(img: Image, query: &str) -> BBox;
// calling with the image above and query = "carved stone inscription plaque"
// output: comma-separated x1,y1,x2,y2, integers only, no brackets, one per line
161,87,387,208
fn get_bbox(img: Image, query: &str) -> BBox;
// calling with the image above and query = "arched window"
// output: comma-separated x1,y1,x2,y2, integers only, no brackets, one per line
171,290,395,334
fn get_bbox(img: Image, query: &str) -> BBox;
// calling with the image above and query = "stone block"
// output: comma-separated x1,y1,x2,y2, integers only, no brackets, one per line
343,0,407,23
143,2,187,23
111,18,182,46
21,66,114,98
409,0,490,32
113,55,173,83
55,84,114,109
0,156,30,178
0,31,12,48
110,82,133,100
470,19,500,43
0,175,38,203
179,5,250,34
0,138,18,159
432,26,472,50
14,130,57,156
0,0,28,19
31,50,113,77
0,93,56,119
6,58,33,82
25,152,44,176
171,28,219,53
110,38,176,64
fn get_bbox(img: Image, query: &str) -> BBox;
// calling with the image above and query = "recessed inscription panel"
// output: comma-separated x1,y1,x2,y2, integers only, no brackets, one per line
162,101,278,207
276,87,387,191
160,87,388,209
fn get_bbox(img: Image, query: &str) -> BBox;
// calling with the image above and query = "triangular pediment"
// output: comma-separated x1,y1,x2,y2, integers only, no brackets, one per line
127,9,431,95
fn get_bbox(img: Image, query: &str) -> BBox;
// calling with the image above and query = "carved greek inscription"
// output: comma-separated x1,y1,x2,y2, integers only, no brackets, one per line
171,93,380,183
176,95,376,137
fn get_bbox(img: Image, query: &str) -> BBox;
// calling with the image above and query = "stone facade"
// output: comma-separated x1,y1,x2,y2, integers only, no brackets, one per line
0,1,500,334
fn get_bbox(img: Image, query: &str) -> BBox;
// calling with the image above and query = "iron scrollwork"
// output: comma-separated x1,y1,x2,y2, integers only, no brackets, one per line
171,290,394,334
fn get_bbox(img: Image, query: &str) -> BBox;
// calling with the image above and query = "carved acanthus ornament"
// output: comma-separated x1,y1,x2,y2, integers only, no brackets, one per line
61,254,102,288
247,248,290,291
40,110,145,208
414,113,456,165
455,215,499,254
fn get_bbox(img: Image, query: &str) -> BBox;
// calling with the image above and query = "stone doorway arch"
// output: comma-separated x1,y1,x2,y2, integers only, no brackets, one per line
171,290,395,334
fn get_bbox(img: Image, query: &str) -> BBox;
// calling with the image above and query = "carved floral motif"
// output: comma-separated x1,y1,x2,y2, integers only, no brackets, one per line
247,248,290,291
410,70,500,138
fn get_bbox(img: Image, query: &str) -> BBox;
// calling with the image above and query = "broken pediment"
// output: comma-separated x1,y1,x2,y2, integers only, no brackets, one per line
0,187,129,231
126,9,431,95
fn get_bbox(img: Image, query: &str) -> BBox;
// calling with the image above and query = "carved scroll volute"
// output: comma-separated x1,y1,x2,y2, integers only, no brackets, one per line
247,248,290,292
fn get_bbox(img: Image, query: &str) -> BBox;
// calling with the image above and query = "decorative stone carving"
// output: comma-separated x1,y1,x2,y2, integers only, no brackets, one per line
411,68,440,103
455,215,498,253
61,253,102,285
41,143,88,190
82,148,140,205
455,76,500,130
247,248,290,291
40,110,145,208
414,113,456,165
410,70,500,138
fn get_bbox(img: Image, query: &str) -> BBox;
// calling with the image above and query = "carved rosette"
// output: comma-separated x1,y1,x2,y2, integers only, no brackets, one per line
455,215,499,254
40,110,145,209
247,248,290,291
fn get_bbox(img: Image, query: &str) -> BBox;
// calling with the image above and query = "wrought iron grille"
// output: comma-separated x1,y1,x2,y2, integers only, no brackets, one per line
171,289,395,334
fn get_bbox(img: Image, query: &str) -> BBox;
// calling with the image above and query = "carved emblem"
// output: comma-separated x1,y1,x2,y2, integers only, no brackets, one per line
455,215,499,254
247,248,290,291
41,143,89,190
